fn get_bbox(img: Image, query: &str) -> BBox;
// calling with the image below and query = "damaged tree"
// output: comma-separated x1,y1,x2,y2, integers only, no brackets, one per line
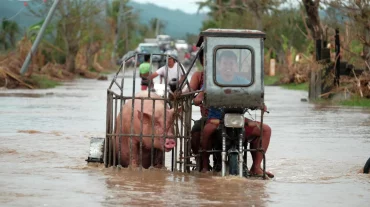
301,0,330,100
326,0,370,69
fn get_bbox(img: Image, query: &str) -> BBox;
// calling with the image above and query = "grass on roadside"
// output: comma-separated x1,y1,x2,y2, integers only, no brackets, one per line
264,75,281,86
281,82,309,91
310,95,370,108
264,74,309,91
339,96,370,108
30,74,60,89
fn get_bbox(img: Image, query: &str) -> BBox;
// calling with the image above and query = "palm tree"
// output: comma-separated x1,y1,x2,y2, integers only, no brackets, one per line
0,29,7,50
0,18,20,50
7,20,19,48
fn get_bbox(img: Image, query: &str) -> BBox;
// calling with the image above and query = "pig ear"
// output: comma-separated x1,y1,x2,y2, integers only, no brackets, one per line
167,108,174,114
165,108,175,121
167,107,182,116
166,108,176,117
136,110,153,125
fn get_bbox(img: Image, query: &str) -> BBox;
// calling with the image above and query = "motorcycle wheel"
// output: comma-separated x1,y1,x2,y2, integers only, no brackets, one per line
364,157,370,174
228,153,239,175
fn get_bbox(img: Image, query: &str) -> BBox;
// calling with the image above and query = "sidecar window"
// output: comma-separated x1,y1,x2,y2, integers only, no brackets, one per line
214,48,253,86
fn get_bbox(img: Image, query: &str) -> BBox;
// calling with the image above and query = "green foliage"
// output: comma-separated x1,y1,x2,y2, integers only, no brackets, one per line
265,8,309,60
0,18,20,50
264,75,281,86
201,19,221,30
281,82,309,91
339,96,370,108
314,95,370,108
27,19,54,41
198,1,310,64
30,74,60,89
350,40,363,54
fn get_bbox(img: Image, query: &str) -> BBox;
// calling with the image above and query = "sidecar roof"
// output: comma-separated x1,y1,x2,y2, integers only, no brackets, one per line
196,28,266,47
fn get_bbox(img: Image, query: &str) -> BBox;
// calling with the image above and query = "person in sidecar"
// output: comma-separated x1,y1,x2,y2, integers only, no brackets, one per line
147,55,185,86
215,50,251,85
139,54,155,91
193,49,274,178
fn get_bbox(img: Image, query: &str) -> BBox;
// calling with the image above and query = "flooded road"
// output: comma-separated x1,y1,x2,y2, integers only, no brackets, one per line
0,72,369,206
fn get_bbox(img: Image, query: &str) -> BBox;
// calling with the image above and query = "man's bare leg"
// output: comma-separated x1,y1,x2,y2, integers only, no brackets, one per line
191,131,200,155
248,121,273,177
201,123,217,172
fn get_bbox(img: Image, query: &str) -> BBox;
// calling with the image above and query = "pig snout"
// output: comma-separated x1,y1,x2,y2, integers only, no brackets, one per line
165,139,176,152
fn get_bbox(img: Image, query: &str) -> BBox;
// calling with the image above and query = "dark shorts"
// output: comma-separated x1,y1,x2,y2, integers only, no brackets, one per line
191,117,207,133
141,77,150,86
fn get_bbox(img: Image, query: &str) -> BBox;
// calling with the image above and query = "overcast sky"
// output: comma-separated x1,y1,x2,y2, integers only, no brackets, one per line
132,0,209,14
132,0,300,14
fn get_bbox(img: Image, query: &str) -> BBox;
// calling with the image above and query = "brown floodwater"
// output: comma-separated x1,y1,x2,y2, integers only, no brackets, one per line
0,73,369,207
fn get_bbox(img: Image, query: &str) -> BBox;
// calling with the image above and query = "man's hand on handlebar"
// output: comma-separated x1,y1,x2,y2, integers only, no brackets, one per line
248,104,269,113
172,90,182,99
193,91,204,106
263,103,270,113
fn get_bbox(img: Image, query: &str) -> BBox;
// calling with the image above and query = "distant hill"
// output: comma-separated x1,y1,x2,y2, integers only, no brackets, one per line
128,1,207,38
0,1,207,39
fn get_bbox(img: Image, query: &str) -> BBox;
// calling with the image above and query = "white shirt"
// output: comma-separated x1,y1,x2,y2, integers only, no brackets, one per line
156,62,184,84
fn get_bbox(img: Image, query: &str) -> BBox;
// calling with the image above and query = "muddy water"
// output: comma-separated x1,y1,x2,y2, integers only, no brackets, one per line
0,73,369,207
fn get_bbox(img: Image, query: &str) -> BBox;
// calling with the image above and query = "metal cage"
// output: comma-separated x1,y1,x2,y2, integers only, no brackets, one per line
104,52,196,172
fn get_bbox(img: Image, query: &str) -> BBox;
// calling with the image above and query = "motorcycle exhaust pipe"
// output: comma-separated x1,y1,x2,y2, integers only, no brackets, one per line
239,130,244,177
221,129,226,177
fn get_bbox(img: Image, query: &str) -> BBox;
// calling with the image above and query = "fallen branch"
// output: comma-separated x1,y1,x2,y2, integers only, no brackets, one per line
352,68,363,97
0,67,34,89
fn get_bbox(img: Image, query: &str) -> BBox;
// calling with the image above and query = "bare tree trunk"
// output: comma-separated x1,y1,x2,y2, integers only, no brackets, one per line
217,0,222,17
65,55,75,72
303,0,324,101
9,33,16,48
302,0,323,40
363,27,370,66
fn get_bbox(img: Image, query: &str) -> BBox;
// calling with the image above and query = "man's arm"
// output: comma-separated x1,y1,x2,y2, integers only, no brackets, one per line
193,85,204,106
147,72,159,80
189,71,201,91
179,75,186,86
147,66,164,80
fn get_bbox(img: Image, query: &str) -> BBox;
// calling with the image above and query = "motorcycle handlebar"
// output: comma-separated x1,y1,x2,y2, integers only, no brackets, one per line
191,102,270,113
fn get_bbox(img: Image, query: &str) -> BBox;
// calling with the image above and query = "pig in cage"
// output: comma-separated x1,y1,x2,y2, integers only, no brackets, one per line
94,53,197,172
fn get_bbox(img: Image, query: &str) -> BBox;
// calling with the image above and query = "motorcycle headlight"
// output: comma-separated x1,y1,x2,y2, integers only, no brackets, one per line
87,137,105,163
224,114,244,128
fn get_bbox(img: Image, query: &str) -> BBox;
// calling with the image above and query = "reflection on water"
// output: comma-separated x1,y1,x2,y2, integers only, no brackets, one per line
102,168,268,206
0,72,369,206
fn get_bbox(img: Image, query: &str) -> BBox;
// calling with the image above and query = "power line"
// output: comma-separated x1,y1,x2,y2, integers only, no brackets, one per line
4,0,46,21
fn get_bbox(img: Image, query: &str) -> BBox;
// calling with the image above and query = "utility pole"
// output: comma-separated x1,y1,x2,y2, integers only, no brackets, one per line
334,28,340,87
111,0,124,64
20,0,61,75
124,16,128,52
155,19,160,37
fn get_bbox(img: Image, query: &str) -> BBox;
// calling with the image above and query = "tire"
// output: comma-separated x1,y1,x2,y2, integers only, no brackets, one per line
364,157,370,174
228,153,239,175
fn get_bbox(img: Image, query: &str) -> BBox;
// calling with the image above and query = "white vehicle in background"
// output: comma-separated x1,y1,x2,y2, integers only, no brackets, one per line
144,38,157,44
156,34,171,47
135,43,163,63
175,40,188,51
